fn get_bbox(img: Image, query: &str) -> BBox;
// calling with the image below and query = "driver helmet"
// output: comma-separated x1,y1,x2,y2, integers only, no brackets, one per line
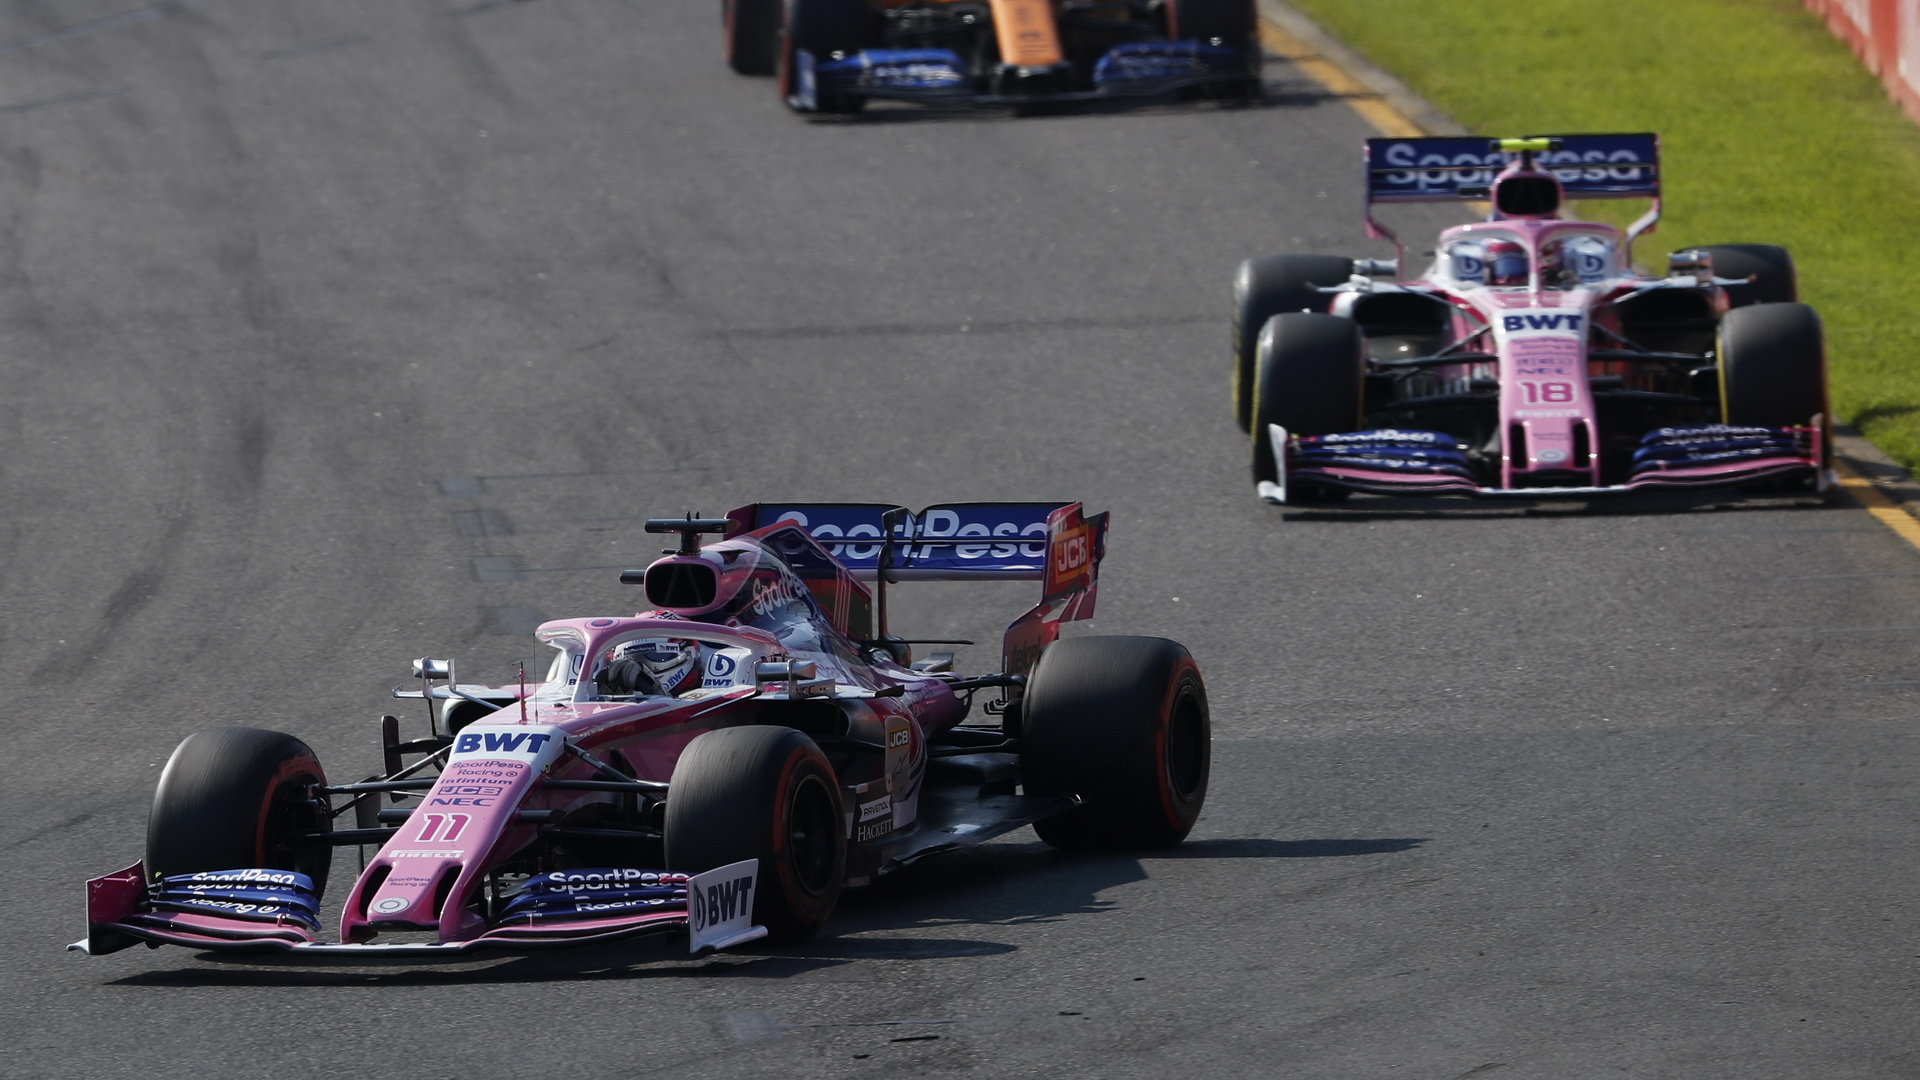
1555,235,1614,286
1485,239,1529,287
599,637,702,698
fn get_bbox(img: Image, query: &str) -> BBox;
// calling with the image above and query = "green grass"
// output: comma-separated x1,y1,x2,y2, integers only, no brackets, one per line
1283,0,1920,470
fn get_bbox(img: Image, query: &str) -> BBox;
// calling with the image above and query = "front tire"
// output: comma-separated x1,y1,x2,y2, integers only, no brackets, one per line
1251,311,1365,501
1021,636,1210,848
1166,0,1262,99
779,0,878,114
725,0,782,76
1719,301,1827,430
665,726,846,943
1233,255,1354,429
146,727,332,894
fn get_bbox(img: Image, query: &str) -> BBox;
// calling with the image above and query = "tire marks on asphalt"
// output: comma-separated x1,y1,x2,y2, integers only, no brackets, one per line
0,0,214,57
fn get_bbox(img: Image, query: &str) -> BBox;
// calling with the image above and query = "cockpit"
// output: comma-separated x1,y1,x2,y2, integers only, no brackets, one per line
1435,228,1620,291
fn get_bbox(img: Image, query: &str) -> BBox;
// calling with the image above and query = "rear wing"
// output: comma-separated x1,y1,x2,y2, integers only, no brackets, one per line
725,502,1103,581
1363,133,1661,263
727,502,1107,679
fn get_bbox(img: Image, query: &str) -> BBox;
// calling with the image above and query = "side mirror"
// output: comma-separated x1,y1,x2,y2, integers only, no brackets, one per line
1668,249,1712,278
412,657,453,681
754,660,819,683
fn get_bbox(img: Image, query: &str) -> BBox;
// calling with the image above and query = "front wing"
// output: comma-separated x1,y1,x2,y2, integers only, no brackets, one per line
789,41,1258,110
1258,420,1831,503
71,861,767,959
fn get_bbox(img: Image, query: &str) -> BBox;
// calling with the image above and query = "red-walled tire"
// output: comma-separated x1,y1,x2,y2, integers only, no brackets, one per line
1021,636,1210,848
665,725,846,942
146,727,333,894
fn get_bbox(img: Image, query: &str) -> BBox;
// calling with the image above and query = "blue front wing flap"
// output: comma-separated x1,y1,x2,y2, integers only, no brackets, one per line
1287,424,1818,493
792,40,1256,109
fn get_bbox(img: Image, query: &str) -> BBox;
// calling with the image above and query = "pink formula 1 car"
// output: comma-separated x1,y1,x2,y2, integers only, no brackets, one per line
1232,134,1831,504
74,503,1209,959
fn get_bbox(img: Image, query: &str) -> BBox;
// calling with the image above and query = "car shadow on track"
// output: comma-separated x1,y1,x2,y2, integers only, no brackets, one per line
97,837,1420,986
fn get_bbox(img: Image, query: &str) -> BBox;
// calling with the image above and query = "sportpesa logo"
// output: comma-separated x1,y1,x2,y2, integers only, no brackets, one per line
1375,143,1650,192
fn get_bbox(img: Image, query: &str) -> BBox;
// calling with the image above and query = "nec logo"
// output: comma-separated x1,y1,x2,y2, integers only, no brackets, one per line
1502,313,1583,332
453,731,553,755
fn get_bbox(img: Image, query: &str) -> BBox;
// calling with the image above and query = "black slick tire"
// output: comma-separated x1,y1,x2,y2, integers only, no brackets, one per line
1250,311,1365,501
1696,244,1797,307
1233,255,1354,430
1166,0,1261,99
146,727,332,894
665,725,846,943
1021,636,1210,849
779,0,877,114
1718,301,1827,430
725,0,782,76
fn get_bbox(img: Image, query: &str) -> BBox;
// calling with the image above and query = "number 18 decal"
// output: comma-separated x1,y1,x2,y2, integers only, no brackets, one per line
1521,381,1576,404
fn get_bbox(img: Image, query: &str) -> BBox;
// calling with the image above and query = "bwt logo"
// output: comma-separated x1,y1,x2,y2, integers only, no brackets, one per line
1502,313,1583,332
691,874,754,932
454,731,553,755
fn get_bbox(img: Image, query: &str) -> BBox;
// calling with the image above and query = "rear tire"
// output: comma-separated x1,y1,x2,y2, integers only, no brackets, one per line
665,726,846,943
146,727,332,894
1233,255,1354,430
1250,312,1365,501
1022,636,1210,848
1719,302,1826,430
724,0,782,76
779,0,878,114
1696,244,1796,307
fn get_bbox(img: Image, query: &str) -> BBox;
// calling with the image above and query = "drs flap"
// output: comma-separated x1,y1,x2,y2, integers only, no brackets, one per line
727,502,1089,581
1366,133,1659,203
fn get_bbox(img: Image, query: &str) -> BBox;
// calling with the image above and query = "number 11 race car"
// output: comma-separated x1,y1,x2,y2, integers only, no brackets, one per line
1232,134,1831,504
723,0,1262,113
74,503,1210,959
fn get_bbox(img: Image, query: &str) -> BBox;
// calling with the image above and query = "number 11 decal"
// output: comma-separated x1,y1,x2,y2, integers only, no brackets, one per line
416,813,471,843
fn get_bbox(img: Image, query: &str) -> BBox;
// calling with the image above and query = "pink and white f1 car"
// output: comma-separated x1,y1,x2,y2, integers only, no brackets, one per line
1232,134,1831,504
74,503,1209,959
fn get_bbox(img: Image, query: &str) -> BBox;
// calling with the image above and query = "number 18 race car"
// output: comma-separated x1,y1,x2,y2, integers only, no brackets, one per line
74,503,1210,959
723,0,1262,113
1232,134,1831,504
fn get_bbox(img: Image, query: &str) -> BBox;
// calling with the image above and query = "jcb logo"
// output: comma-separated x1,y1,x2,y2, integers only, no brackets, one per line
1053,532,1089,576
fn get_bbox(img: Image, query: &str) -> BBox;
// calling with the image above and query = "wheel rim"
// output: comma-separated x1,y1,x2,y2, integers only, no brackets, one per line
263,775,329,880
785,773,840,896
1163,688,1207,803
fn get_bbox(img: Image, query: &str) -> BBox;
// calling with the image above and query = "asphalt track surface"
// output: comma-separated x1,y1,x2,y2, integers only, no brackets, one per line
4,2,1919,1077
